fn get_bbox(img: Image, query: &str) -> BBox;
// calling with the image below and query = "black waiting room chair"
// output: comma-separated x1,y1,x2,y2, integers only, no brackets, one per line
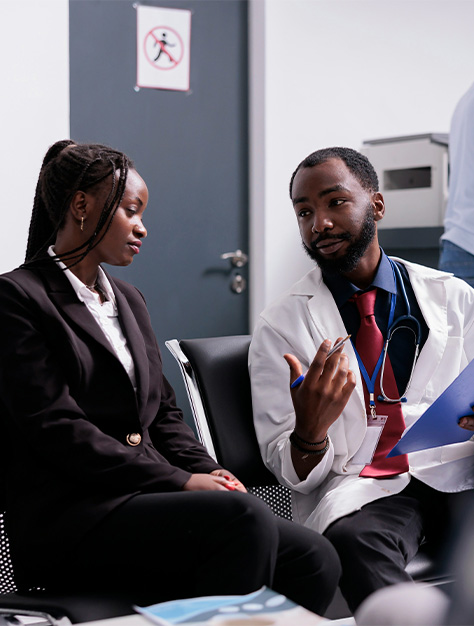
0,507,139,624
166,334,455,619
166,335,292,519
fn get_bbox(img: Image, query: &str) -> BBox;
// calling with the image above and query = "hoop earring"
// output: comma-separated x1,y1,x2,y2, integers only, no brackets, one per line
80,216,84,232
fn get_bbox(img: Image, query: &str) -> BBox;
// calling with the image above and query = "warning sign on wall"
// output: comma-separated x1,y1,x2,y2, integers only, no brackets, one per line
136,5,191,91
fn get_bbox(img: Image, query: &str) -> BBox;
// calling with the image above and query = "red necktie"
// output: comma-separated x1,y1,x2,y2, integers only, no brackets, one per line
352,289,409,477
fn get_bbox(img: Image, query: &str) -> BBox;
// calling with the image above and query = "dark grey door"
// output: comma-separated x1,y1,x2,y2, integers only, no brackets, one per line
69,0,249,425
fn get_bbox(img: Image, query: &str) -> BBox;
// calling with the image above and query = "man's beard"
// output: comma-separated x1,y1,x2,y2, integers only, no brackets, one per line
303,207,376,276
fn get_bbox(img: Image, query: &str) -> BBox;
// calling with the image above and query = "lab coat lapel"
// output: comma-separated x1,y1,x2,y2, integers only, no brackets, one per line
305,272,365,405
301,271,367,457
306,277,346,341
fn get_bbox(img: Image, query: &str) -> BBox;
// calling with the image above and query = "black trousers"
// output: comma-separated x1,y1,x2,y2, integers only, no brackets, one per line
324,478,472,613
45,491,341,615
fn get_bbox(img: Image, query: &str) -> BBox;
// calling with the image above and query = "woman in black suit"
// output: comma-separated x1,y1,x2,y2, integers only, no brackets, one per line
0,140,340,613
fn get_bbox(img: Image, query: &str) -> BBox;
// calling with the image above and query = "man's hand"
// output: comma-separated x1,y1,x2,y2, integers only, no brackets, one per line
284,337,356,442
459,408,474,431
284,338,356,480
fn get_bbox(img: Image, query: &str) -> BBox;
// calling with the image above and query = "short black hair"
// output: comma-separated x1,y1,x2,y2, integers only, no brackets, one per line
289,147,379,198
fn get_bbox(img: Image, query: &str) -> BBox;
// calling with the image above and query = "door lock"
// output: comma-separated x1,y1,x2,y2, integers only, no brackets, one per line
231,273,246,294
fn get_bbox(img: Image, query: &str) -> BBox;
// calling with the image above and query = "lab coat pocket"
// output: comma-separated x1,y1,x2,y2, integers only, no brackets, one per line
440,439,474,464
421,336,465,402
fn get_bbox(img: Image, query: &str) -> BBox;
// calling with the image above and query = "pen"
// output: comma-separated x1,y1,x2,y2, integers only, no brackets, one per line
326,334,351,359
290,335,352,389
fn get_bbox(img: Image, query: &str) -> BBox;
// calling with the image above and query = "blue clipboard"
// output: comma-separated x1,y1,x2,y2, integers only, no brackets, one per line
387,359,474,457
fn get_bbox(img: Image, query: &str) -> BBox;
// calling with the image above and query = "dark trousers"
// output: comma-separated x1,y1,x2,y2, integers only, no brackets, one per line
324,478,472,612
45,491,341,615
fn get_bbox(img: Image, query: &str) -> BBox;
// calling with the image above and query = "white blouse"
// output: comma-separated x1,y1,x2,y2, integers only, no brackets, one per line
48,246,137,390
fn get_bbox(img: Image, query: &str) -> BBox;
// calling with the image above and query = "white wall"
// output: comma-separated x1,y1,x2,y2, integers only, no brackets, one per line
0,0,69,274
2,0,473,327
249,0,474,327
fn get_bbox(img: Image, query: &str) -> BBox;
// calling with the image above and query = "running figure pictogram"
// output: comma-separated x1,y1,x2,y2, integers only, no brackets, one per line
144,25,184,71
153,31,176,63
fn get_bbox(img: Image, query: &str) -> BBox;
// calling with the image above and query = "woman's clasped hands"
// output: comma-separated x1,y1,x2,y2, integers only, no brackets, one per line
183,469,247,492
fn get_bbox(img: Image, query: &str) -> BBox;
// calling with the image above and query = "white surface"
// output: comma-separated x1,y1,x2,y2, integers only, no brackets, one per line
0,0,69,274
82,615,147,626
2,0,474,322
249,0,474,326
362,137,449,229
81,611,355,626
354,582,449,625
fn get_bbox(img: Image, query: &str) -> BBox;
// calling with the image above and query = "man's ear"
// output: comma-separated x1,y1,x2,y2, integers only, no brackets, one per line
372,191,385,222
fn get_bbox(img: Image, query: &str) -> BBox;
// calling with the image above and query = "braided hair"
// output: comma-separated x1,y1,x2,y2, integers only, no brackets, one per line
24,140,134,267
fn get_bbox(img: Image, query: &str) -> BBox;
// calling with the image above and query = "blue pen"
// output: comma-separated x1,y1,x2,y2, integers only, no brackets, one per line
290,374,305,389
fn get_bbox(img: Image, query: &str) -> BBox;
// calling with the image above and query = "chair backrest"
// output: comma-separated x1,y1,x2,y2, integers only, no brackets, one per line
166,335,278,487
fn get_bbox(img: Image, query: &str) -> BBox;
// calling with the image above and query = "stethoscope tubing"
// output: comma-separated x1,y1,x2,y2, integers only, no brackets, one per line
378,262,421,403
352,259,421,405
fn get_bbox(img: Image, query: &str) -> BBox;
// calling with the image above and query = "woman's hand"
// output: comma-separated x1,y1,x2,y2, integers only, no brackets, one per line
182,471,247,492
210,469,247,492
284,338,356,442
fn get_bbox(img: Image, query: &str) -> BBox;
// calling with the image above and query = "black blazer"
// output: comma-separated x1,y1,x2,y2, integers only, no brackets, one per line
0,261,221,588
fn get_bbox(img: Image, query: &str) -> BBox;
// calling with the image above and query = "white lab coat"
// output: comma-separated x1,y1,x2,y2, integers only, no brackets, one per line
249,258,474,534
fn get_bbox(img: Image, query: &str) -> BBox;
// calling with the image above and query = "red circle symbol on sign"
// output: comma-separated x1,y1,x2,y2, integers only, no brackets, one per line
144,26,184,71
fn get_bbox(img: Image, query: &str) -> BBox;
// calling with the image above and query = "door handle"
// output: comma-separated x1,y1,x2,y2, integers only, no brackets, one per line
220,249,248,268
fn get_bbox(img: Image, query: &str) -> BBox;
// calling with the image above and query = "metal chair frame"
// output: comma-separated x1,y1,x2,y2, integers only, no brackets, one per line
166,339,217,462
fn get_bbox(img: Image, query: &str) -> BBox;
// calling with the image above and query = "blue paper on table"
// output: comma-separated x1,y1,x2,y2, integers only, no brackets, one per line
134,586,341,624
387,359,474,457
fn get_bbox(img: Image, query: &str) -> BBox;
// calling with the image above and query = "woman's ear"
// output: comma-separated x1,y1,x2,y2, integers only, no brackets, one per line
69,191,87,219
65,190,93,234
372,191,385,222
68,190,88,222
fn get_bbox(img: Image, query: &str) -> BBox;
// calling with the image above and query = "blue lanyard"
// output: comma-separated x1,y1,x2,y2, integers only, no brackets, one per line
351,285,396,416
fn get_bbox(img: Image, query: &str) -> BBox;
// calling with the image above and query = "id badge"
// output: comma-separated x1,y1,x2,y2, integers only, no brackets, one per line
352,415,388,465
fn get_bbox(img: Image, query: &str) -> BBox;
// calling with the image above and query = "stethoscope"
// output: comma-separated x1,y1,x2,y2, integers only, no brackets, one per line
351,258,422,414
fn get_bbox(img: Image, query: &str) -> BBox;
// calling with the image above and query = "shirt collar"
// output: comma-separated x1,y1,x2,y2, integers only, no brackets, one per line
323,248,396,308
47,246,116,306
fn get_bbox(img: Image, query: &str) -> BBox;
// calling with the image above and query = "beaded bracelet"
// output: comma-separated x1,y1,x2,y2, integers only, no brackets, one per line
292,430,327,446
289,432,329,457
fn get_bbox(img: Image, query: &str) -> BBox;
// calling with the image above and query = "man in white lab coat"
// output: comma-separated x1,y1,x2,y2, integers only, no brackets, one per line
249,147,474,612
